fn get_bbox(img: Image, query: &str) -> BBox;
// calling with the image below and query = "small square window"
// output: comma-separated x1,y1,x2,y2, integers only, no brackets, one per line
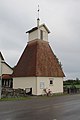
50,80,53,84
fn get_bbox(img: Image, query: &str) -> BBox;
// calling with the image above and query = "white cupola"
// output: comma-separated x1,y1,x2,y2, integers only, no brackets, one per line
26,24,50,42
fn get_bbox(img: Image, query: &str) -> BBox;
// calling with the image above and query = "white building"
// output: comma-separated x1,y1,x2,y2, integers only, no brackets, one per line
0,52,13,88
13,18,65,95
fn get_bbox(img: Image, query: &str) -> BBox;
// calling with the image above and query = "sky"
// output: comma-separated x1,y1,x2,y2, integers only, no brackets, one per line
0,0,80,80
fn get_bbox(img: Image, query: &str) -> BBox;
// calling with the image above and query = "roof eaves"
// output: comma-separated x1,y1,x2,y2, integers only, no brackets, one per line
39,24,50,33
26,27,38,33
0,52,4,60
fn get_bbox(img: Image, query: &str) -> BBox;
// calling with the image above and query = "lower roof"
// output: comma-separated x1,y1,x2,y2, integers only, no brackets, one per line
2,74,12,80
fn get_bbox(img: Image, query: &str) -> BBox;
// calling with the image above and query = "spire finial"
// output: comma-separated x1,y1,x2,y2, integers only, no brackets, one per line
37,4,40,27
38,4,40,20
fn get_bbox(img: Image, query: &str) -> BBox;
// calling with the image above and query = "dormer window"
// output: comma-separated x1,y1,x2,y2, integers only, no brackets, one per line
40,30,43,40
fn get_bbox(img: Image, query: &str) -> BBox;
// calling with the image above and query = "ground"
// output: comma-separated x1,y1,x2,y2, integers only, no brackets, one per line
0,94,80,120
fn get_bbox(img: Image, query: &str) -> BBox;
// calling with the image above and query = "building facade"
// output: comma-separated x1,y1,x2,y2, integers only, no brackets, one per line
0,52,13,88
13,21,65,95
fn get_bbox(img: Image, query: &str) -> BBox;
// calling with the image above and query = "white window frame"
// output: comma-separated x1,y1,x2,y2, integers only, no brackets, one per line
49,78,54,85
40,81,45,89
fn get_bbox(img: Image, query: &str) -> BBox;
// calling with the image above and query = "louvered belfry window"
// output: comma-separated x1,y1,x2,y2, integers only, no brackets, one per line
40,30,43,40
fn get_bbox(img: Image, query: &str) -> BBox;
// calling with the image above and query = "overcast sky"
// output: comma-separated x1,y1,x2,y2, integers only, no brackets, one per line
0,0,80,79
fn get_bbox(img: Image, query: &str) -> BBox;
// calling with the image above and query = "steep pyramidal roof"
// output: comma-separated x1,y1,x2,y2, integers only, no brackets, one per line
13,39,65,77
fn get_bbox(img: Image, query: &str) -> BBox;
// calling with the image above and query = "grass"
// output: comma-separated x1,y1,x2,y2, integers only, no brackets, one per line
52,93,68,96
0,96,31,101
0,93,73,101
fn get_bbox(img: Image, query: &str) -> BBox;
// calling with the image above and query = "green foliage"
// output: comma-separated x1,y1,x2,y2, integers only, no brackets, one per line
64,78,80,85
64,78,80,89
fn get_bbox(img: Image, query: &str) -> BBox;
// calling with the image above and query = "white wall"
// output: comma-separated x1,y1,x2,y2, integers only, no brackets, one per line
53,77,63,93
37,77,63,95
0,57,1,98
0,58,2,91
0,56,13,75
0,58,1,76
13,77,63,95
13,77,37,95
29,26,48,42
29,30,38,41
2,63,13,74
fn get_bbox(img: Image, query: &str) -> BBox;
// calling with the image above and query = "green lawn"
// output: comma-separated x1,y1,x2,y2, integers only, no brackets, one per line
0,93,68,101
0,97,31,101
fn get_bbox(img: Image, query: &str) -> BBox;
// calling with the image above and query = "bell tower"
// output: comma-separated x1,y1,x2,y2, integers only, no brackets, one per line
26,5,50,42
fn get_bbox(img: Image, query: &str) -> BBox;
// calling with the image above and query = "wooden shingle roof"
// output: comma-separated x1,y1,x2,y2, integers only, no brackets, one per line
13,39,65,77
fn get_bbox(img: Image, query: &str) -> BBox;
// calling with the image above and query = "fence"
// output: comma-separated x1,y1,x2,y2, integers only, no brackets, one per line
64,86,80,94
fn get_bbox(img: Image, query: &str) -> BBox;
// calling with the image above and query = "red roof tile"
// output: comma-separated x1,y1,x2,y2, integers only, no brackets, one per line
13,39,65,77
2,74,12,79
